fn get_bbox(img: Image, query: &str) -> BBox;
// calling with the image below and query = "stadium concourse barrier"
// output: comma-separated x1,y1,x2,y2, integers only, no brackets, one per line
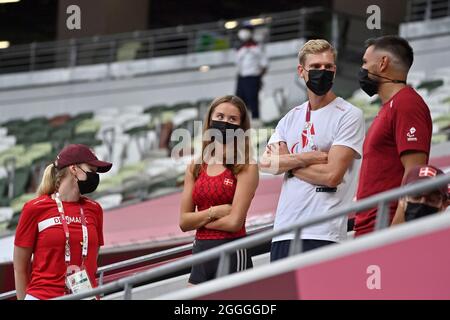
161,209,450,300
46,173,450,300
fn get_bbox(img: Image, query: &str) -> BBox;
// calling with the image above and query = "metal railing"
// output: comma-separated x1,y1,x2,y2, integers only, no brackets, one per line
96,243,193,289
0,242,191,300
96,223,271,288
0,290,16,300
0,223,272,300
0,7,328,75
55,173,450,300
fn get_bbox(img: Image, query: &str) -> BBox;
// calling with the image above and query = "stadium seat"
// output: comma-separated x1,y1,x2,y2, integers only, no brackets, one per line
144,104,169,115
6,193,35,229
0,176,7,206
173,108,198,127
116,41,142,61
49,114,71,128
50,126,73,146
171,101,195,112
417,79,444,93
432,133,448,144
0,136,16,154
195,98,213,117
95,193,123,210
75,118,101,136
0,207,13,225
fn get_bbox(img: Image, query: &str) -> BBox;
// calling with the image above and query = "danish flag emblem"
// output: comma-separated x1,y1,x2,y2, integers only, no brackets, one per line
419,167,437,177
223,178,234,187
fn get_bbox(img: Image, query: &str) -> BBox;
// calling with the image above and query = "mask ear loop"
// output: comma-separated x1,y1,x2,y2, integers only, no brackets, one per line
299,65,309,78
71,165,83,183
76,165,87,174
367,70,406,84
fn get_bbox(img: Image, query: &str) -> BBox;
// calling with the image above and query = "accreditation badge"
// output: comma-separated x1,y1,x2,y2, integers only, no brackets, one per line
66,268,96,299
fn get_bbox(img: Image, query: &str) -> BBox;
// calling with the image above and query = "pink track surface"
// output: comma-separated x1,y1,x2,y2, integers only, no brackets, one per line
429,155,450,170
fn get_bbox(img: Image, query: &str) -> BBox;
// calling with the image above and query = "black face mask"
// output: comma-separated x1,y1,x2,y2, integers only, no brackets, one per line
358,68,407,97
404,202,439,222
210,120,241,144
76,167,100,194
358,68,379,97
305,69,334,96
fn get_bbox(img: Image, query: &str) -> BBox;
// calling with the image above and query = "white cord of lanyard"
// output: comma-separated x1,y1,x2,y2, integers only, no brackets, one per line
54,192,88,266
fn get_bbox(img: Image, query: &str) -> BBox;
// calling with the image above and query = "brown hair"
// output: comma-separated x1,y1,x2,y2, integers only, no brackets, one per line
193,95,251,179
36,164,69,196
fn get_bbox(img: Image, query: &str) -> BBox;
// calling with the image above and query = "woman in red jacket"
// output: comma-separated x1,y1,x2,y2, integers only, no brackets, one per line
179,95,259,284
13,144,112,300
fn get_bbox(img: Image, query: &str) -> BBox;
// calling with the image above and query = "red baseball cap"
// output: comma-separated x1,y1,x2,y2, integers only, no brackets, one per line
402,165,448,199
55,144,112,173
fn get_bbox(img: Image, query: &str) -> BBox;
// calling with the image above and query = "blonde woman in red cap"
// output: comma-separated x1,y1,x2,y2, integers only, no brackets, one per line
13,144,112,300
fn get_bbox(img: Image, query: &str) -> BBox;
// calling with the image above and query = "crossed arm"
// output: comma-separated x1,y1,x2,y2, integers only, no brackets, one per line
179,163,259,233
204,164,259,232
291,145,358,187
259,141,328,175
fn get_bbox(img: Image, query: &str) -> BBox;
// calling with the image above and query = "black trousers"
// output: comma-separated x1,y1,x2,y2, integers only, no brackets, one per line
236,75,261,119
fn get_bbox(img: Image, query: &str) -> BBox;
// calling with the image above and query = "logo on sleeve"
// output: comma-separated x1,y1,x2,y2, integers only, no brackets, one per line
406,127,417,142
335,105,345,112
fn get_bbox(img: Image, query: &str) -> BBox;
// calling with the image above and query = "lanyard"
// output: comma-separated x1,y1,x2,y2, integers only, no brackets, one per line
54,193,88,267
304,103,313,132
305,102,311,123
302,103,317,151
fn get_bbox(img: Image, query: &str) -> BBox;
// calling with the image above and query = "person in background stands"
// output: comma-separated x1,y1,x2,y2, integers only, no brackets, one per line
235,24,268,121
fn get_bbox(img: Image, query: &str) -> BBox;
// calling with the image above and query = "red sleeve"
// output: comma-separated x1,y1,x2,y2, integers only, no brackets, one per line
97,205,104,247
14,202,38,248
393,94,432,157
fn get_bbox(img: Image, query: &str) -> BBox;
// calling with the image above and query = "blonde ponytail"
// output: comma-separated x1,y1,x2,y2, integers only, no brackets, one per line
36,164,68,196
